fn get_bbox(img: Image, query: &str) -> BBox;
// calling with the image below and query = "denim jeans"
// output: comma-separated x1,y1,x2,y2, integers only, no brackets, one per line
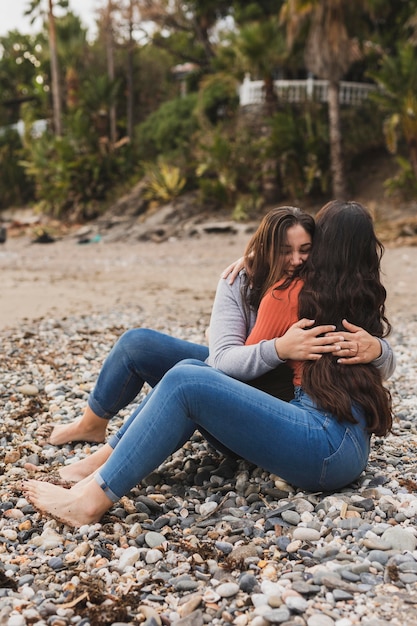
97,360,371,501
87,329,209,419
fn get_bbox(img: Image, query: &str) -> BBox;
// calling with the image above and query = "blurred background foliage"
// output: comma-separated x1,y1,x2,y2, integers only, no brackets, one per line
1,0,417,219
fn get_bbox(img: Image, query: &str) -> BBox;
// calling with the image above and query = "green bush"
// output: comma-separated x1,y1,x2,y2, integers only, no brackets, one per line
135,94,199,162
384,155,417,199
268,104,330,198
195,124,264,210
196,73,240,125
143,160,186,203
0,129,34,210
341,101,386,165
21,120,134,219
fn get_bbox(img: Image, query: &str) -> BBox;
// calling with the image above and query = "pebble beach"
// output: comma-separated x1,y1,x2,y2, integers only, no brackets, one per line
1,232,417,626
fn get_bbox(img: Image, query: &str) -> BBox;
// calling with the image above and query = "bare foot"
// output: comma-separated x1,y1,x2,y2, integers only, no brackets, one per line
22,479,113,528
38,408,108,446
23,463,75,488
58,444,113,482
24,462,45,473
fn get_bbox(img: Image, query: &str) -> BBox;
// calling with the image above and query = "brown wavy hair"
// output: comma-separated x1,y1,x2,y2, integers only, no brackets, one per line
298,200,392,436
243,206,315,312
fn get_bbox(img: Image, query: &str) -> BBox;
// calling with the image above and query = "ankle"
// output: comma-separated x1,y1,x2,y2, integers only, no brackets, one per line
84,483,113,519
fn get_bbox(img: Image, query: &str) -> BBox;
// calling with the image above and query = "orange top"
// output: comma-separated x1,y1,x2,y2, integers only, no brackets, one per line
245,279,303,386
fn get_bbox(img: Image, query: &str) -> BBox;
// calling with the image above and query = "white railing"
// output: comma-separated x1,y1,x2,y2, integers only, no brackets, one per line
0,119,48,138
239,76,377,107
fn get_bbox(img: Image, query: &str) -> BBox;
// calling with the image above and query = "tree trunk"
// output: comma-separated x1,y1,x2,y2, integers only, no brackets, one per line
127,0,135,141
48,0,62,136
261,75,279,203
106,0,117,145
327,80,346,199
407,139,417,179
263,75,277,117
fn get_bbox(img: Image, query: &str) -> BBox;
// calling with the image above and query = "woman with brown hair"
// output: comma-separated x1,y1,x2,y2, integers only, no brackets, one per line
23,201,395,527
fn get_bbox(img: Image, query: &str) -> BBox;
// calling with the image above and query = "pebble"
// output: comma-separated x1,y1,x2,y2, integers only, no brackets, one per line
118,545,140,569
16,384,39,396
146,548,164,564
292,527,321,542
381,526,417,551
145,531,166,548
7,616,26,626
0,310,416,625
263,607,291,622
281,510,301,525
307,616,335,626
217,582,240,597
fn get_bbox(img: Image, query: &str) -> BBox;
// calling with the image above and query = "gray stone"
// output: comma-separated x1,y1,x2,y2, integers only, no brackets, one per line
381,527,417,552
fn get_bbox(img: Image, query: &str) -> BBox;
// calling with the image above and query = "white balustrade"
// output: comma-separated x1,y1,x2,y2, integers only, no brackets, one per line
239,76,377,107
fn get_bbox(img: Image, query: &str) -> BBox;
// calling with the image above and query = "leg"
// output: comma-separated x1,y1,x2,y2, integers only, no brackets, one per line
59,387,157,482
42,406,109,447
23,477,113,527
58,443,113,482
95,360,370,497
45,329,209,445
24,361,369,526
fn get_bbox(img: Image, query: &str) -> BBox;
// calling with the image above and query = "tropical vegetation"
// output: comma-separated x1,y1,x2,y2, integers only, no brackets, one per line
1,0,417,219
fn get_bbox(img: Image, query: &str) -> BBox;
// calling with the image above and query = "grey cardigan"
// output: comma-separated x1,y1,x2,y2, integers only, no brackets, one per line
206,272,396,382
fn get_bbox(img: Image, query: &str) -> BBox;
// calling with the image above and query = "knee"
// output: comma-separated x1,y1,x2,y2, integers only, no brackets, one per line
163,360,209,386
116,328,152,353
108,328,150,367
176,358,207,368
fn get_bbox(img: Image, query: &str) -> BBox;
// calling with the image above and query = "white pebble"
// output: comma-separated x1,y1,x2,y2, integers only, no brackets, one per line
293,527,321,542
145,549,163,564
118,546,140,570
8,615,26,626
216,582,239,598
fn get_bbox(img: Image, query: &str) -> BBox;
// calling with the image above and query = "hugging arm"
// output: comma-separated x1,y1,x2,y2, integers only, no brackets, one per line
221,256,245,285
217,261,395,379
208,275,342,380
206,274,285,380
326,319,396,379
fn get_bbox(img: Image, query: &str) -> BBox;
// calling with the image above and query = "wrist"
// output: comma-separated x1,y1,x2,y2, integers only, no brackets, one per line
373,337,383,359
274,338,286,361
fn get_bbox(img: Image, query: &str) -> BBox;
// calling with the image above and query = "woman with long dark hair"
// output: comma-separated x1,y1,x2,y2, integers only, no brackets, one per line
247,200,392,439
23,201,395,526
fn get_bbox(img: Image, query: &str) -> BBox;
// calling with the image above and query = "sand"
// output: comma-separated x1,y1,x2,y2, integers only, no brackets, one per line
0,231,416,330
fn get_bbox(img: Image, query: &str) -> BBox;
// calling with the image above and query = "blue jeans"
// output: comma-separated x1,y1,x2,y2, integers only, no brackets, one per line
97,360,371,501
87,329,209,419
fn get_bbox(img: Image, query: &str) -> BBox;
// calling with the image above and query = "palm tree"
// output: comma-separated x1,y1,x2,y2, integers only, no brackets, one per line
104,0,117,144
280,0,363,199
112,0,142,141
125,0,138,140
25,0,68,136
232,18,288,202
370,43,417,179
234,19,287,116
54,12,90,111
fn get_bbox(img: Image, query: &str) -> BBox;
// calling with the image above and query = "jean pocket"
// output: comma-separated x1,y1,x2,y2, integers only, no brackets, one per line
319,429,368,491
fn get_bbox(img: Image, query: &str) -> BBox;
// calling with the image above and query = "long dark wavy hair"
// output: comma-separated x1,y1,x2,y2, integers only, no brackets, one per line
243,206,315,312
298,200,393,436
